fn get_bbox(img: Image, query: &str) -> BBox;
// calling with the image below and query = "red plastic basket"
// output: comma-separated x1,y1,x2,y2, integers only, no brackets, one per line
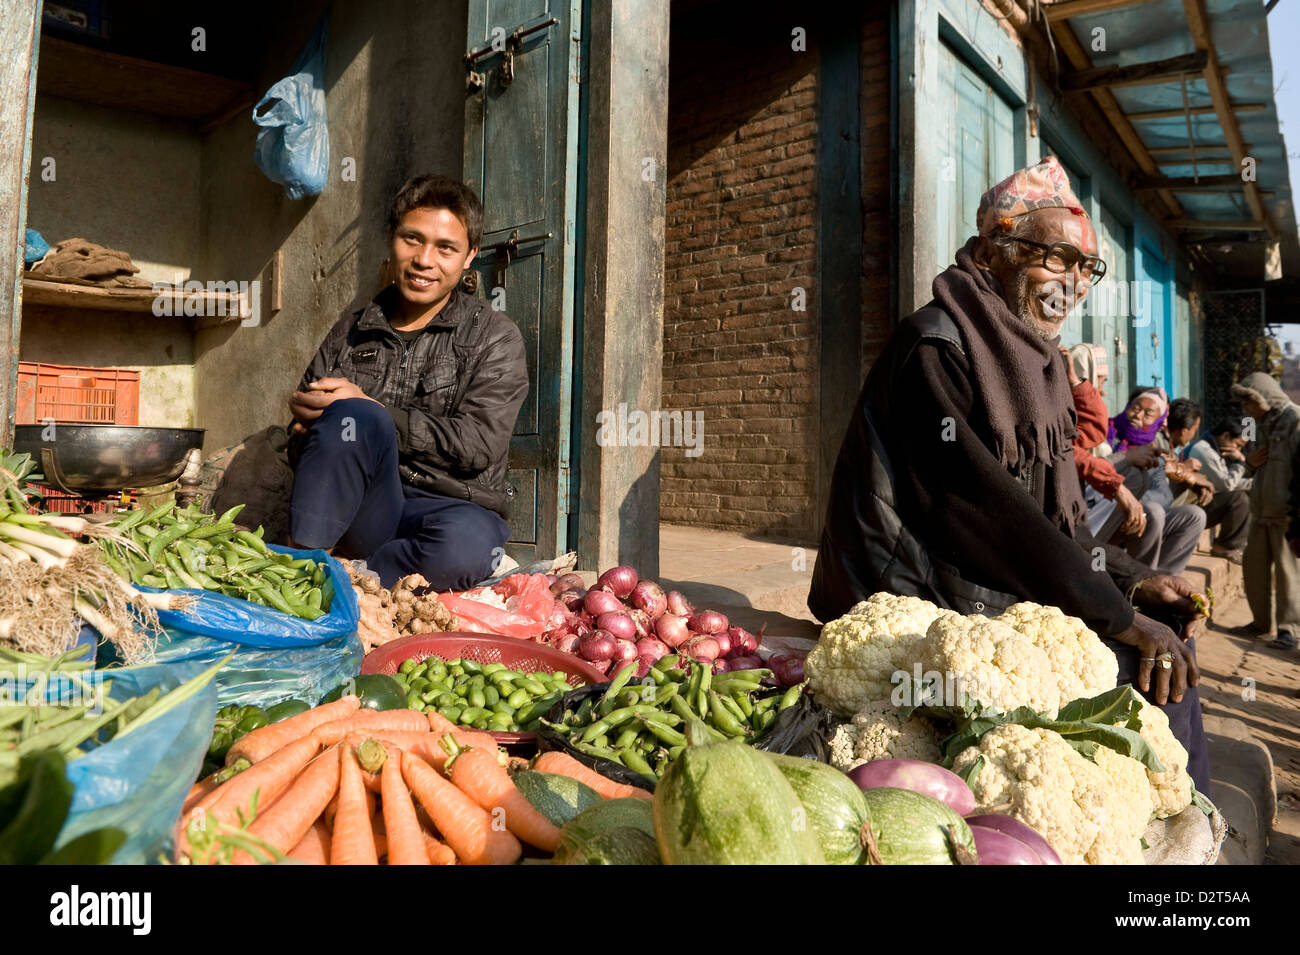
361,633,608,746
16,362,140,425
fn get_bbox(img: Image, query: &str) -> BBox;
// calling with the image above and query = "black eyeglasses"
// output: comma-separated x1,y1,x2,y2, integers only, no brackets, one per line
1004,237,1107,282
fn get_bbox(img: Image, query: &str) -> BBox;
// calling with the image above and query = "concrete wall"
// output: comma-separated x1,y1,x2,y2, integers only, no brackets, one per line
22,93,202,425
193,1,467,451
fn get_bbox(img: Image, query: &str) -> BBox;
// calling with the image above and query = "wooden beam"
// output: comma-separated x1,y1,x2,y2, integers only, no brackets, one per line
1050,21,1183,219
1,1,40,442
1164,218,1267,231
1060,51,1209,92
1044,0,1158,21
1127,102,1266,121
1135,173,1249,190
1182,0,1274,237
1147,145,1248,159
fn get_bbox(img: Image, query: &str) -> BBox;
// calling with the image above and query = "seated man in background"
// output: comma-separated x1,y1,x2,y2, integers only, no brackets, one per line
287,174,529,590
1186,418,1253,495
1160,399,1249,564
1106,388,1206,575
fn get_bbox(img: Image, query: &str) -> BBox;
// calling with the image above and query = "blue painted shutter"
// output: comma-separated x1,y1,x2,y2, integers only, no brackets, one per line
463,0,581,562
937,44,1014,269
1094,206,1131,415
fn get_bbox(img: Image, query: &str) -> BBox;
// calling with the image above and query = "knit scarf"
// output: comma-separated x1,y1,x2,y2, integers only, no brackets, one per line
931,238,1087,531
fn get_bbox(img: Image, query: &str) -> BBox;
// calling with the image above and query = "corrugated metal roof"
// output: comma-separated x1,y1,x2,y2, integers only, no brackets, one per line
1058,0,1298,279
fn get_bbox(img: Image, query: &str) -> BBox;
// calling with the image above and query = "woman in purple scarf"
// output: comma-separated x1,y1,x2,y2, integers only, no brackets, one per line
1109,388,1169,453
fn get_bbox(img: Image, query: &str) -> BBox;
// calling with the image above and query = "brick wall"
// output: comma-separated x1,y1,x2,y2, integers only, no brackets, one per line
662,15,821,540
861,13,893,372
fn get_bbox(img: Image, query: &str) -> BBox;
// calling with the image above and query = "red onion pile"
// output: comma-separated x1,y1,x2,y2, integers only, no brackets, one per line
541,564,786,678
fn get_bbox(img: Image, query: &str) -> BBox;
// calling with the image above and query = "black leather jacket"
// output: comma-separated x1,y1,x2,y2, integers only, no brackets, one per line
290,286,528,518
808,306,1150,637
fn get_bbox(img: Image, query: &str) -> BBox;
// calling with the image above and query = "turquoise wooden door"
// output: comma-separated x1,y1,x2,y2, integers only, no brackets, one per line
463,0,581,562
1094,206,1131,415
1136,242,1169,394
1043,147,1088,347
936,43,1014,268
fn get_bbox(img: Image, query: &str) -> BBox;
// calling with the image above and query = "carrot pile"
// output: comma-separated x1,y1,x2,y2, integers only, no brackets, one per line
177,696,592,865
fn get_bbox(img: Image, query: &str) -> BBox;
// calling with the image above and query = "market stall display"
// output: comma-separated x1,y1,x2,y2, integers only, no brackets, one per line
0,449,186,662
814,592,1219,865
349,567,457,651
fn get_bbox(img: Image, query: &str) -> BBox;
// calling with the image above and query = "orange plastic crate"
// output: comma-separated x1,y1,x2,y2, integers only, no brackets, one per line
16,362,140,425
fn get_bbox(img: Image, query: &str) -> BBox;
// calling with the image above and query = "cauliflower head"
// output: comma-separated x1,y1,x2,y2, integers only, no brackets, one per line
827,700,943,771
995,602,1119,704
909,613,1061,717
952,723,1151,865
806,593,947,716
1127,703,1193,819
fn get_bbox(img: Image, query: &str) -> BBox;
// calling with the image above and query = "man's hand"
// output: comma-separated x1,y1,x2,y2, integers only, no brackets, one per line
1221,446,1246,463
1247,446,1270,469
1185,458,1202,472
1115,484,1147,536
1123,444,1161,469
1134,573,1199,617
288,377,379,425
1111,611,1198,704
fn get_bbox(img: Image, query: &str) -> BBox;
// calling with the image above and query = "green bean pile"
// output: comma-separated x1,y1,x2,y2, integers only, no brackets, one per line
1,646,224,787
394,657,573,732
542,655,804,783
98,502,333,620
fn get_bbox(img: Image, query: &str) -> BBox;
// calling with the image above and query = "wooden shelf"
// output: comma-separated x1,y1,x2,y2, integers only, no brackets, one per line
36,37,254,125
21,276,244,323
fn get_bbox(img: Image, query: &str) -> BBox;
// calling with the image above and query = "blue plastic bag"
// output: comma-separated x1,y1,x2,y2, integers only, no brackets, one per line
253,16,329,199
57,662,218,865
126,546,361,708
24,228,49,265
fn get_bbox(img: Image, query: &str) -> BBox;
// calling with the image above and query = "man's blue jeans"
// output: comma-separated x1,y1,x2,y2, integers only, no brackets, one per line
289,398,509,590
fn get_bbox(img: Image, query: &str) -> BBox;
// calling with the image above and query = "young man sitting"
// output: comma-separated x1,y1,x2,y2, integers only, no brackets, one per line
286,175,529,590
1160,398,1250,565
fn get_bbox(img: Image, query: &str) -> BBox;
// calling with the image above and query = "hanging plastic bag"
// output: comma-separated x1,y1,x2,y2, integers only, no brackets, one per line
105,546,362,709
252,16,329,199
57,662,219,864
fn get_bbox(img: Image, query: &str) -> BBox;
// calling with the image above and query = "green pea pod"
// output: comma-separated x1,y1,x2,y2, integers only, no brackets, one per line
235,530,268,553
147,521,195,564
187,522,237,540
217,504,246,524
468,686,486,709
614,726,640,749
620,748,656,780
637,716,686,747
717,692,747,724
706,691,749,738
256,585,296,616
306,587,323,610
778,682,804,712
731,689,755,719
696,666,713,715
599,662,637,715
110,506,152,534
652,654,680,672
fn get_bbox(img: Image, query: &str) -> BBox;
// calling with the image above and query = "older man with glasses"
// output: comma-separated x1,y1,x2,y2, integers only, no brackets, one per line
810,158,1211,792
